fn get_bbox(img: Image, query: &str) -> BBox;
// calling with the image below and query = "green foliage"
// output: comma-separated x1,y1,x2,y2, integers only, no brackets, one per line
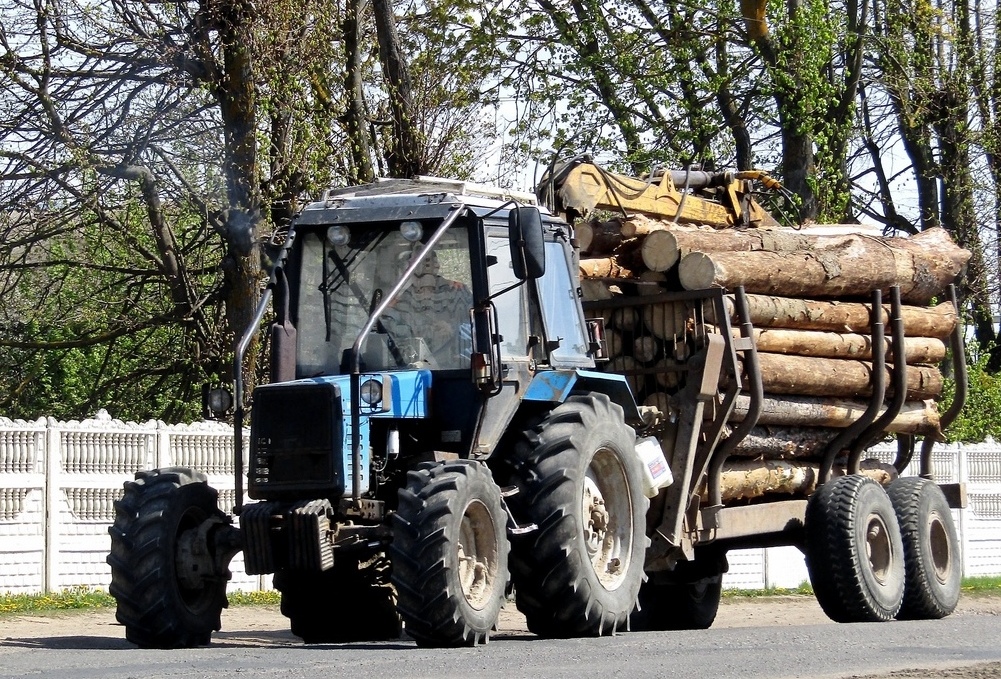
941,352,1001,443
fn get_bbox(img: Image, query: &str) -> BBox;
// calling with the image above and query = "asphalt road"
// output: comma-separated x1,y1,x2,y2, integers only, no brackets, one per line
2,604,1001,679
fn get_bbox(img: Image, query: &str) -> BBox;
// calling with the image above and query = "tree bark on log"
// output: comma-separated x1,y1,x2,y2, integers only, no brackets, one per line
580,257,636,279
730,394,942,436
753,352,943,400
708,295,959,339
730,425,836,458
712,459,897,502
737,327,947,363
678,228,969,304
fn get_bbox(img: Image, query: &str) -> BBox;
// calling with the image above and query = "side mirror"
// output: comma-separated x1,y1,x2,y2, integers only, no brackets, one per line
509,206,546,280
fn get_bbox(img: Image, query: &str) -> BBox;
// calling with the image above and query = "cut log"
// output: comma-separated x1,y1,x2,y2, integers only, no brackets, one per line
709,295,959,339
713,459,897,502
611,306,641,332
633,335,661,363
636,270,668,295
738,327,947,363
577,218,624,255
642,302,687,340
620,214,677,240
678,228,969,304
730,425,836,458
753,352,943,400
730,394,942,436
580,257,636,280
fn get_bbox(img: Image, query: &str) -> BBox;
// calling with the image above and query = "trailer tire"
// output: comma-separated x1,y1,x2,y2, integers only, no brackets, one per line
631,574,722,630
806,475,905,622
887,477,961,619
390,460,509,647
274,556,400,643
507,394,648,637
107,467,229,648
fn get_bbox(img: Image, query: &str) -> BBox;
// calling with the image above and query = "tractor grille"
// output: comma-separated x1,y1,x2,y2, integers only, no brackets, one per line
249,381,344,500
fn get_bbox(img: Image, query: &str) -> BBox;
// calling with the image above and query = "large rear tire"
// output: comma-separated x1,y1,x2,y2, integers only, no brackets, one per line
274,555,400,643
507,394,648,637
806,475,905,623
887,477,961,619
107,467,229,648
390,460,510,647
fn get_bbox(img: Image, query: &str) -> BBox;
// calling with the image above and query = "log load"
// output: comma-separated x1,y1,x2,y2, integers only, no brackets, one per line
576,213,968,504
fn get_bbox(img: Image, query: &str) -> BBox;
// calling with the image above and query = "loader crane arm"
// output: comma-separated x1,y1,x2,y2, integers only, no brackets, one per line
538,157,782,228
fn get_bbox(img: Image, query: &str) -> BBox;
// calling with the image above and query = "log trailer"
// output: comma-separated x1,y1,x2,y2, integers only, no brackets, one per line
107,160,970,648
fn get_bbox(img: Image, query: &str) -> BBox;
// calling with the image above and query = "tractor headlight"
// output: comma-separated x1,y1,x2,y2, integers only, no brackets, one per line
400,221,423,242
326,225,350,246
359,378,383,406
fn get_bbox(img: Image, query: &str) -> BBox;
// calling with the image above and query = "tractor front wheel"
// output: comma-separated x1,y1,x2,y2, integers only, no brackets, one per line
107,467,231,648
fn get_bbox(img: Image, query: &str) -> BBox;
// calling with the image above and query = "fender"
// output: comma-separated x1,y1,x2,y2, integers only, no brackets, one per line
523,369,643,424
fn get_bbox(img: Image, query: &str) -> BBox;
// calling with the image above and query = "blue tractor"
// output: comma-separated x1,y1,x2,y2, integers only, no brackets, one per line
108,178,656,647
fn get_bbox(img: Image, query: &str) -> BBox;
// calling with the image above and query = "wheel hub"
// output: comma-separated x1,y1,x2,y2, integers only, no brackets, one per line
457,500,498,610
865,512,892,585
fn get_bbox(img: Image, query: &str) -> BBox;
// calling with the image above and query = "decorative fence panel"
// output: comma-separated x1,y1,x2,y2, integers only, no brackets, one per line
1,414,1000,595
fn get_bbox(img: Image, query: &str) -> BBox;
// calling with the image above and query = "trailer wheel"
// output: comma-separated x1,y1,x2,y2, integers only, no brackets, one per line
107,467,229,648
887,477,961,619
806,475,905,622
631,567,723,631
508,394,648,637
390,460,509,647
274,555,400,643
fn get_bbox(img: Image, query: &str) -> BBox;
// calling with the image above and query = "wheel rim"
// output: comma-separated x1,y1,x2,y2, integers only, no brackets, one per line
174,506,215,614
457,499,499,610
864,512,893,585
928,511,953,584
582,447,633,591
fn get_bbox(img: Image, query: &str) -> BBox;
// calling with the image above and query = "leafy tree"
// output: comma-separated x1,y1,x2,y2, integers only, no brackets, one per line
0,0,492,421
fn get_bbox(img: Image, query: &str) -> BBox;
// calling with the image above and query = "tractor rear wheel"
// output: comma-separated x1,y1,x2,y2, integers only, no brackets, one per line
507,394,648,637
390,460,510,646
107,467,230,648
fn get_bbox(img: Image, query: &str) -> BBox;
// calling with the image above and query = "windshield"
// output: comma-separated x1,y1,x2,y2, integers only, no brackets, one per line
296,225,473,375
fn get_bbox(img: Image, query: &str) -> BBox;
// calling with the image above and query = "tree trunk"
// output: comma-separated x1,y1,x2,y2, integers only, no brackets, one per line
707,295,959,339
373,0,421,178
752,352,943,400
730,394,941,436
678,228,969,304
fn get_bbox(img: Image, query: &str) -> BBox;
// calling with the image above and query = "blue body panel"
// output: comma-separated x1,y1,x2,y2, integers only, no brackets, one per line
523,370,642,422
300,370,432,494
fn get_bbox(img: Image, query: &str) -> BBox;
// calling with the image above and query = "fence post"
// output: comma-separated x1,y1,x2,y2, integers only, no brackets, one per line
43,418,60,593
957,442,969,578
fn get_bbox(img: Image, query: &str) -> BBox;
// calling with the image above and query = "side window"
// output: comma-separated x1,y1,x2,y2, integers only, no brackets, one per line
538,242,590,365
486,236,530,357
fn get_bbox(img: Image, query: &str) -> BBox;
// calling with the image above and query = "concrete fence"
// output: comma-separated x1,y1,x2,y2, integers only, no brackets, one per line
1,412,999,595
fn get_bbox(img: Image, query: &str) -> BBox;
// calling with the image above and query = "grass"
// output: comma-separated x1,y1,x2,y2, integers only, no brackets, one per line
2,577,999,616
0,586,281,616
